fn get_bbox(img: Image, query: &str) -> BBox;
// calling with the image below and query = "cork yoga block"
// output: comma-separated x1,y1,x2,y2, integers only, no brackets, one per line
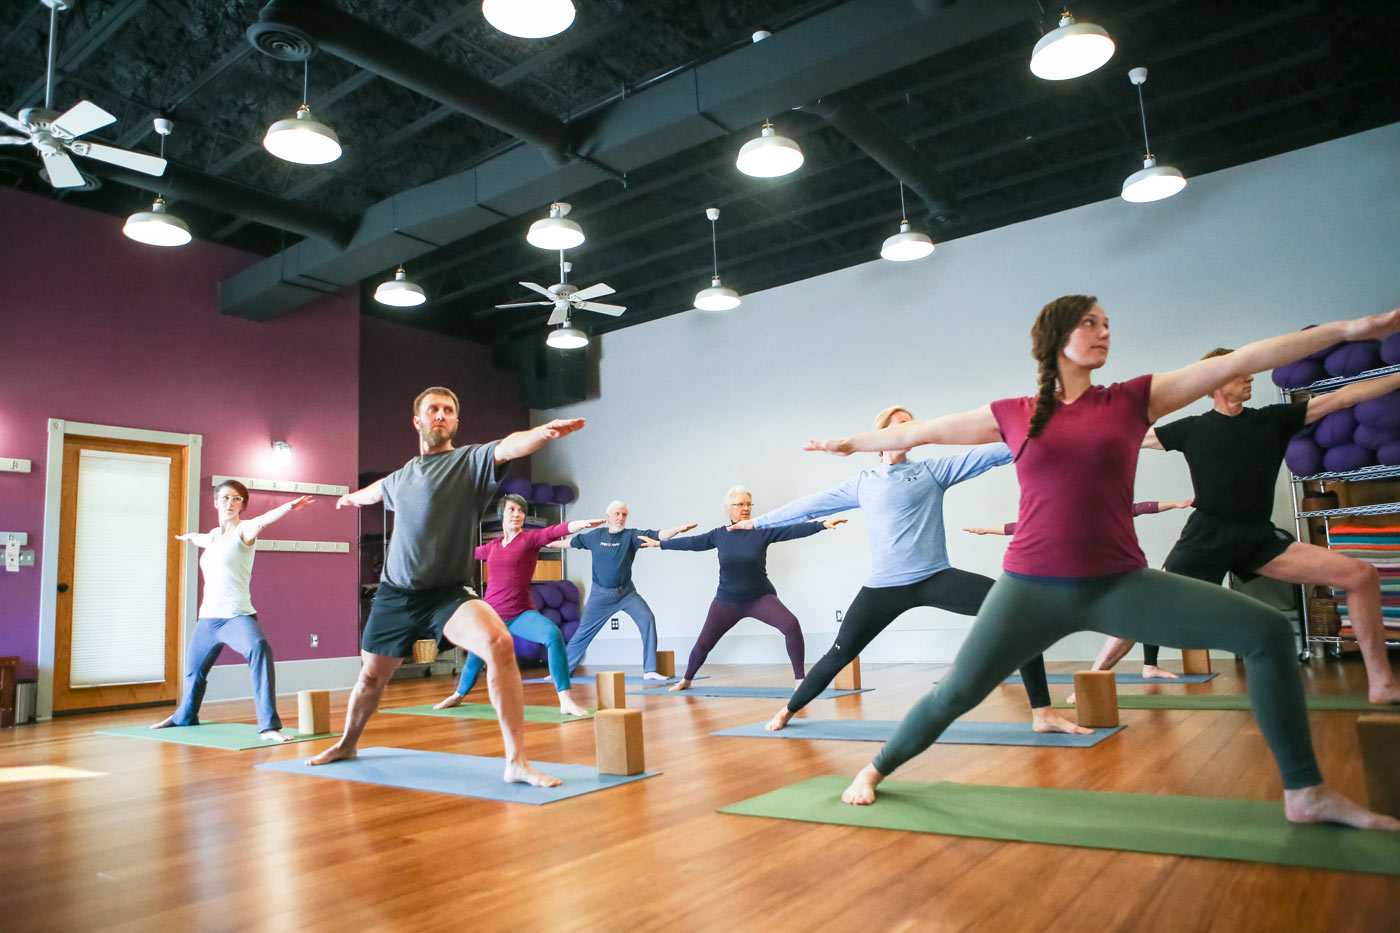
1181,649,1211,675
1357,715,1400,818
655,650,676,678
1073,671,1119,728
595,708,645,775
298,690,330,735
595,671,626,710
834,657,861,691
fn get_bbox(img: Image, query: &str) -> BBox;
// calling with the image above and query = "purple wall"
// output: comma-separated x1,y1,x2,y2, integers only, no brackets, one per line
0,187,361,679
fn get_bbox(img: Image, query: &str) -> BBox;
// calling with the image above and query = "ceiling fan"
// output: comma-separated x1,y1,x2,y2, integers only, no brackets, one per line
496,251,626,327
0,0,167,189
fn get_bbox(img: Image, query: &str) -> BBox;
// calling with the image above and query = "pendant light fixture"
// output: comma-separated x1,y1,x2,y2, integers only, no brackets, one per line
374,266,427,307
1030,9,1115,81
736,122,804,178
122,118,191,247
482,0,575,39
1121,67,1187,203
694,208,741,311
527,201,585,250
879,182,934,262
263,60,342,165
546,320,589,350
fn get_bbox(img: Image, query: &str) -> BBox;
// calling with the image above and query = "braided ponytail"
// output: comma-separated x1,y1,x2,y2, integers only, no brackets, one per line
1014,295,1098,461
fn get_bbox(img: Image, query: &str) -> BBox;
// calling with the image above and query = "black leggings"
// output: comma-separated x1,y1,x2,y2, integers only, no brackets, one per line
787,567,1053,712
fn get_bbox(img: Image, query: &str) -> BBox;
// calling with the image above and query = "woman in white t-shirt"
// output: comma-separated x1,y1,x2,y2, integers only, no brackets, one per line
152,480,312,741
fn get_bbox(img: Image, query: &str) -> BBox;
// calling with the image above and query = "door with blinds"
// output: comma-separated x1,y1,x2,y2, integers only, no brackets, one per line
53,435,189,712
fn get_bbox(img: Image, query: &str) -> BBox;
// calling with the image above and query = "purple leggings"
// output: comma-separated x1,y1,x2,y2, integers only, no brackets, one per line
685,594,805,680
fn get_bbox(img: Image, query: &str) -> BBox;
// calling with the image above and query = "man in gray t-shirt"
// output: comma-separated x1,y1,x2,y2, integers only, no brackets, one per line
305,386,584,788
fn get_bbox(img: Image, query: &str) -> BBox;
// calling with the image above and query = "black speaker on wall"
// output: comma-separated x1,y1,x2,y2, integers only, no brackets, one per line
501,335,596,410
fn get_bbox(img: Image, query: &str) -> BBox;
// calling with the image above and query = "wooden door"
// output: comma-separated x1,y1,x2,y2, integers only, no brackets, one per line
53,435,188,712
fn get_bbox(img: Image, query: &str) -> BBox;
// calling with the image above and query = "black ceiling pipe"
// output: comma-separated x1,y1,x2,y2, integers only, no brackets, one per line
82,158,357,248
247,0,571,166
800,91,961,225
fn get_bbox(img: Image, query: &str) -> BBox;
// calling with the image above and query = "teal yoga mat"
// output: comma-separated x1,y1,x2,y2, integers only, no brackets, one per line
719,776,1400,876
523,673,705,685
712,719,1123,747
627,685,870,699
1052,694,1384,712
1004,672,1217,684
382,703,593,722
96,723,339,750
257,747,657,804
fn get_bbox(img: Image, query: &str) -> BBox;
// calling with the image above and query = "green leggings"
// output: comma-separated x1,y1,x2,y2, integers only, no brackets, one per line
872,568,1322,790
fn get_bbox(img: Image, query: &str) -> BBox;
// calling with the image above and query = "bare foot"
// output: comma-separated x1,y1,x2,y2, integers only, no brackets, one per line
1284,784,1400,830
1065,691,1076,706
1142,665,1181,680
305,741,357,766
765,707,794,731
434,693,465,710
1032,708,1094,734
668,679,692,692
260,729,293,743
642,671,667,681
558,691,589,716
841,764,885,805
150,715,180,730
503,759,562,787
1367,681,1400,705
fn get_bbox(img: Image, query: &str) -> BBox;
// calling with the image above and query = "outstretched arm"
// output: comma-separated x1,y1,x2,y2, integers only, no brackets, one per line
175,531,213,547
1304,371,1400,425
1147,309,1400,422
1153,498,1193,513
805,405,1001,456
963,524,1012,536
239,495,314,544
567,518,605,534
336,479,384,509
494,419,586,463
658,523,697,540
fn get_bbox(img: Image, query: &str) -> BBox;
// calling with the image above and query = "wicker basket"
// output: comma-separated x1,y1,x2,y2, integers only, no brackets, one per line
412,639,439,664
1305,597,1342,637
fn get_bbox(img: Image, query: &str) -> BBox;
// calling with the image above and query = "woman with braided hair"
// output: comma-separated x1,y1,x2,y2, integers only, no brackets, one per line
808,295,1400,830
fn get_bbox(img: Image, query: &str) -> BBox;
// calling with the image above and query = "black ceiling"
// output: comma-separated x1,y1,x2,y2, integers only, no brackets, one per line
3,0,1397,351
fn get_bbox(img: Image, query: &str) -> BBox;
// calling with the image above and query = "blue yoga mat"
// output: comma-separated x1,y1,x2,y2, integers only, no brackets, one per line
524,673,707,686
1003,672,1218,685
256,747,658,804
627,685,870,699
712,719,1123,747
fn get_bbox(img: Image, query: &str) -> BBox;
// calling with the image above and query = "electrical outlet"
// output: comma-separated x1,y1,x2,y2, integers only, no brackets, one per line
835,609,843,624
610,616,620,631
310,634,319,647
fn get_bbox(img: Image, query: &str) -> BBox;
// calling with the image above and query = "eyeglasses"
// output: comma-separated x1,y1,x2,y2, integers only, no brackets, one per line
216,495,245,503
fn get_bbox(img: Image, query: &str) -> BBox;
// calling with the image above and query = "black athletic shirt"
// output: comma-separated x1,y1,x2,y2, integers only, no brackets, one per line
1155,401,1308,523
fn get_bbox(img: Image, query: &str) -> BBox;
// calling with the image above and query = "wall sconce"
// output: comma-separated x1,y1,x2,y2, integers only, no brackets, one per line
272,440,292,459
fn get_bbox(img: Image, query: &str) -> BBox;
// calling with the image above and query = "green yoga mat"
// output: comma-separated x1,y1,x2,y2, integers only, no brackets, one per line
1052,694,1384,712
720,777,1400,876
382,703,594,723
96,723,339,750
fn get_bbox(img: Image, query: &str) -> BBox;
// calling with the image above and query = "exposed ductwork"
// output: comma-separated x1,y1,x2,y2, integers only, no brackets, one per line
799,91,961,225
246,0,572,165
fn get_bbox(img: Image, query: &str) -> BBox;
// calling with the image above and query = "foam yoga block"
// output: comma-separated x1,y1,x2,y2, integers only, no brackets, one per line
655,650,675,677
1073,671,1119,728
299,690,331,735
596,671,626,709
834,657,862,691
595,708,645,775
1356,715,1400,818
1181,650,1211,675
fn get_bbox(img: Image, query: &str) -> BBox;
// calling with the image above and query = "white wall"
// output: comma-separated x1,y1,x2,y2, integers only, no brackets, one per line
536,123,1400,667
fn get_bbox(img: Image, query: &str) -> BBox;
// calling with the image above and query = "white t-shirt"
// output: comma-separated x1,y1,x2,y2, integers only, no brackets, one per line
198,525,256,617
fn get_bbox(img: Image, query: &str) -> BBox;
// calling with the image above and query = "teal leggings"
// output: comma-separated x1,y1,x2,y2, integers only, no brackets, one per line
456,610,571,695
872,569,1322,790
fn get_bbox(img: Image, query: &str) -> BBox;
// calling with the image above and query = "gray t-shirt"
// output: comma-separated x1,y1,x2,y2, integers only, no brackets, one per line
380,442,502,590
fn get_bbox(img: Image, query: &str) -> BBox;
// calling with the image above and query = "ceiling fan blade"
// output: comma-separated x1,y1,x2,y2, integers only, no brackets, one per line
0,110,28,134
40,149,85,188
578,301,626,316
547,305,570,326
519,281,555,299
73,141,166,176
0,135,29,145
495,300,553,309
49,100,116,139
572,282,615,301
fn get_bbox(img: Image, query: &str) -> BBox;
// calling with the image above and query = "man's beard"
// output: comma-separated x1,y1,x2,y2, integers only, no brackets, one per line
420,423,456,447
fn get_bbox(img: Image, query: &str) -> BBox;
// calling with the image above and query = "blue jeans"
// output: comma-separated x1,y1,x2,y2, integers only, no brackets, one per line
171,614,282,732
457,610,571,694
565,585,658,673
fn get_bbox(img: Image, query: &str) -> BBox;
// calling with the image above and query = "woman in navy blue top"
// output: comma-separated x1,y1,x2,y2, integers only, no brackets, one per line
642,485,844,690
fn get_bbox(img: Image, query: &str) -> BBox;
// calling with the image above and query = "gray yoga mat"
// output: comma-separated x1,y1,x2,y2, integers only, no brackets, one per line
256,747,657,804
712,718,1123,747
524,673,707,686
627,685,871,699
1003,672,1217,685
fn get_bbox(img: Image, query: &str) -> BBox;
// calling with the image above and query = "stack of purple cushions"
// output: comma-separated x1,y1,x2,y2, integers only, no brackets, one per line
1285,389,1400,475
496,478,577,506
512,579,584,663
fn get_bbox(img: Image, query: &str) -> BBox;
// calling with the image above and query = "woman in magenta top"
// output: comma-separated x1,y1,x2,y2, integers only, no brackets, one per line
809,294,1400,831
436,493,601,716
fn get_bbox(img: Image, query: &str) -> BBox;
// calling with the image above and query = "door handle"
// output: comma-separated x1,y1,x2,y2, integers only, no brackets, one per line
57,582,69,592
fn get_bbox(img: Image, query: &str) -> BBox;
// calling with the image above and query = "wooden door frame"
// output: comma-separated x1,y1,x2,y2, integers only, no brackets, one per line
37,420,202,721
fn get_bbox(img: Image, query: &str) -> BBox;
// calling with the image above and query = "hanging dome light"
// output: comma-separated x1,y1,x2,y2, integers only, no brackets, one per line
546,324,589,349
527,202,585,250
694,276,741,311
1030,11,1115,81
374,267,427,307
736,123,804,178
1121,67,1187,203
264,104,342,165
123,197,192,247
482,0,575,39
880,221,934,262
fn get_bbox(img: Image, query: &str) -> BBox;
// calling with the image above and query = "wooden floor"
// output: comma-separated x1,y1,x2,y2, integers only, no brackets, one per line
2,658,1395,932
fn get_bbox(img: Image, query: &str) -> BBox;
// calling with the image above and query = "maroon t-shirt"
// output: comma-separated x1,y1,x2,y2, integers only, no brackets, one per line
991,375,1153,577
475,522,571,620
